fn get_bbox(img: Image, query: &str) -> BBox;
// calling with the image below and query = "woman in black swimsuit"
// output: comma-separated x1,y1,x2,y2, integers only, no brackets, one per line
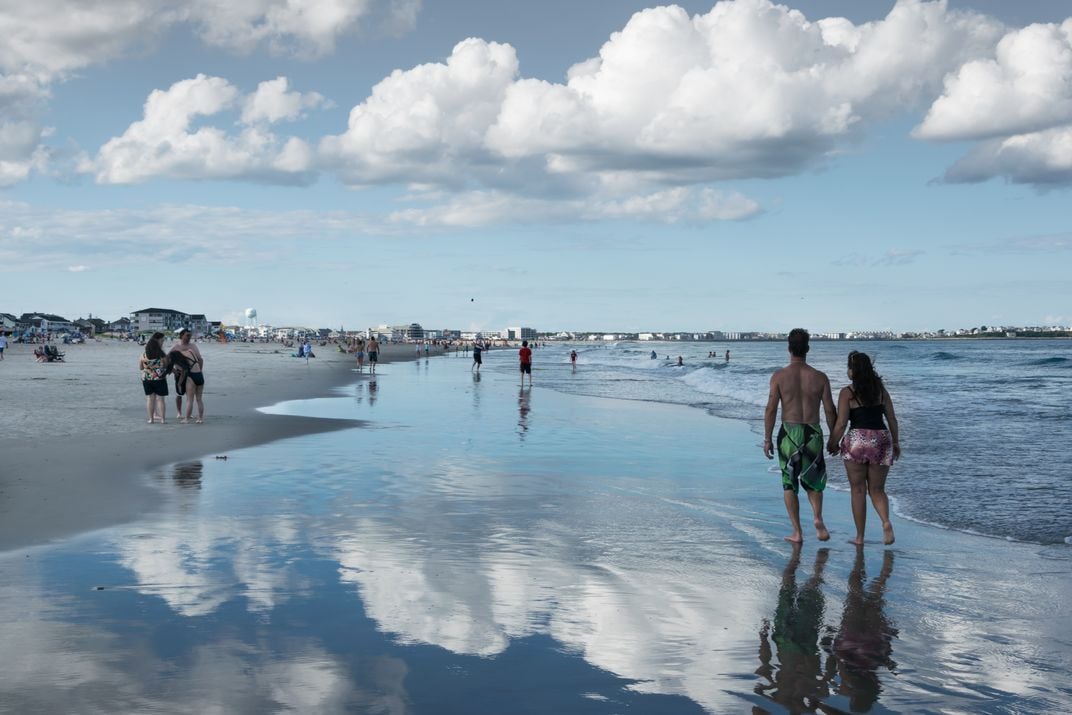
827,351,900,546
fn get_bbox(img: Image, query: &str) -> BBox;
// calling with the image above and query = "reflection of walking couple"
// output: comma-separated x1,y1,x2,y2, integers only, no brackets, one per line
755,545,897,713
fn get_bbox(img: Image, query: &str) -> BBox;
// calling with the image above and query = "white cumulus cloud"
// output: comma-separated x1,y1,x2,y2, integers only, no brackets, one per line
85,74,316,184
0,1,419,77
0,0,418,187
320,37,520,187
916,19,1072,141
241,76,328,124
322,0,1011,223
915,18,1072,186
0,74,50,186
941,127,1072,186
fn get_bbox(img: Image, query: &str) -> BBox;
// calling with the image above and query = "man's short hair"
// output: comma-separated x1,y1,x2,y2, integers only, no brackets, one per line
788,328,810,357
522,340,528,347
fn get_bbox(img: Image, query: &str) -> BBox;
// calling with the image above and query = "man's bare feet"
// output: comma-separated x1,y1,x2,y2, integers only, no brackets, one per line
784,534,804,544
882,522,895,545
849,536,864,546
815,521,830,541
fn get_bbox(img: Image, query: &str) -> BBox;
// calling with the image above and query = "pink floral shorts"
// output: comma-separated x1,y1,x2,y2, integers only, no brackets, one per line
840,428,894,466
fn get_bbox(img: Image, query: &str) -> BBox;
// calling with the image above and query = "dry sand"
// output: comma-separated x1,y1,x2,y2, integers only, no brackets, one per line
0,339,435,551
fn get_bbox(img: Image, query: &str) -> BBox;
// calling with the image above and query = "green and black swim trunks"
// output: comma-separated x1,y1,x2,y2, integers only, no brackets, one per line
777,423,827,493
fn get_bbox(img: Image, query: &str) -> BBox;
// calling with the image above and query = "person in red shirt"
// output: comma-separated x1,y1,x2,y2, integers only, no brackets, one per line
519,340,533,386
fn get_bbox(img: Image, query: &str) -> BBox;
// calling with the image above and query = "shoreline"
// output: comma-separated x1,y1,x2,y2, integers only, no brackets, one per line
0,340,437,552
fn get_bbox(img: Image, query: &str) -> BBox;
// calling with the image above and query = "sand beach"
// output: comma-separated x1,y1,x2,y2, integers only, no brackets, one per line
0,339,435,551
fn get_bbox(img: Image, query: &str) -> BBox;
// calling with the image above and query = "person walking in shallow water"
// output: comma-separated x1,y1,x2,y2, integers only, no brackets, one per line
471,342,482,372
367,337,379,374
764,328,835,544
827,351,900,545
518,340,533,387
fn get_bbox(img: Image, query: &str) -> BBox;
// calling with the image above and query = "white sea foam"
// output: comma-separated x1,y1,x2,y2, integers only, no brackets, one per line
679,367,767,407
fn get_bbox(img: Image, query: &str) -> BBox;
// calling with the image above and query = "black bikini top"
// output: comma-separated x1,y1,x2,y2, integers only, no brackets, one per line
848,393,887,430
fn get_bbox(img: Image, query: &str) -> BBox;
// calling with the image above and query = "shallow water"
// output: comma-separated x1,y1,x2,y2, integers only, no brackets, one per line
1,357,1070,713
518,339,1072,545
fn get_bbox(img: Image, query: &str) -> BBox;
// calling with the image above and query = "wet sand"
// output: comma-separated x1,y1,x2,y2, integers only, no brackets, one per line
1,353,1069,713
0,339,435,551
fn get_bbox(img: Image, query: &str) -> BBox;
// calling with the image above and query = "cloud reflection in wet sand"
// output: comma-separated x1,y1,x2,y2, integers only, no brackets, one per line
3,375,1071,713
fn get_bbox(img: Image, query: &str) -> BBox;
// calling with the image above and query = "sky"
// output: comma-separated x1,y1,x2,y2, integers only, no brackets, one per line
1,0,1070,333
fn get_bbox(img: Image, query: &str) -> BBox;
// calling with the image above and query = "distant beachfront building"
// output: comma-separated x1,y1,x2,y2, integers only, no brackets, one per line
0,313,16,331
18,312,75,334
75,317,106,336
131,308,211,336
389,323,424,341
108,317,133,334
503,326,536,340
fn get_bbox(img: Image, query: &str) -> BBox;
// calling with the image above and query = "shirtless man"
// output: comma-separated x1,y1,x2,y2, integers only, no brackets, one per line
763,328,836,543
367,337,380,374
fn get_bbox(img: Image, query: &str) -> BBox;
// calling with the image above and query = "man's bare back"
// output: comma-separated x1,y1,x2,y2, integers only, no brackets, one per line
762,330,837,543
769,362,834,425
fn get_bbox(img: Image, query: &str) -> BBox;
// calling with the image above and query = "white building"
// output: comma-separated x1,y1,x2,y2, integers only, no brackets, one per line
503,326,537,340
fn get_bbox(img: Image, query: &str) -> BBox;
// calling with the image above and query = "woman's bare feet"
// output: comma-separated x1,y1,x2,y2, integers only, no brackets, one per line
784,533,804,544
882,522,895,545
849,536,865,545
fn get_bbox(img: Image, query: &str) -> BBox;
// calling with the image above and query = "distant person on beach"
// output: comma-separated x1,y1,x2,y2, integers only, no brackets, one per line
139,332,169,424
677,356,684,366
570,349,577,369
355,338,365,371
519,340,532,386
168,330,194,418
764,328,835,544
827,351,901,545
368,337,379,373
173,328,205,424
726,350,730,361
472,342,482,371
651,350,657,359
0,331,6,359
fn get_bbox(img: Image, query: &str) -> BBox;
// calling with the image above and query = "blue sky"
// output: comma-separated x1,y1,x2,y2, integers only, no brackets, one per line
1,0,1070,332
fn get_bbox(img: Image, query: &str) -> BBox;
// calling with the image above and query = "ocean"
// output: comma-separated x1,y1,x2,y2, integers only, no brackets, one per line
521,338,1072,546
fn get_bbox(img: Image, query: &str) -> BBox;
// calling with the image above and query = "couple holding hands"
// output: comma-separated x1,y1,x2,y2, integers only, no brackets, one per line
764,329,900,546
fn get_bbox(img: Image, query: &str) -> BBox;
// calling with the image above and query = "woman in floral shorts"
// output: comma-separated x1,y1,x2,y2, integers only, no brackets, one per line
827,351,901,545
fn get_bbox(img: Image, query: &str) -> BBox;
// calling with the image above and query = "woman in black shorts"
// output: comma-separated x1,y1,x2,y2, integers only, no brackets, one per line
139,332,169,423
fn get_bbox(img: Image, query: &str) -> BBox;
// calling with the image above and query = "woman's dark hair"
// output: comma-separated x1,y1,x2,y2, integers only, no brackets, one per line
848,351,884,406
145,333,166,360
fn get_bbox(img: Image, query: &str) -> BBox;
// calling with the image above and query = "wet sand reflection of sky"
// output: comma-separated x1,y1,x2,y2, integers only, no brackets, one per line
2,360,1070,713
